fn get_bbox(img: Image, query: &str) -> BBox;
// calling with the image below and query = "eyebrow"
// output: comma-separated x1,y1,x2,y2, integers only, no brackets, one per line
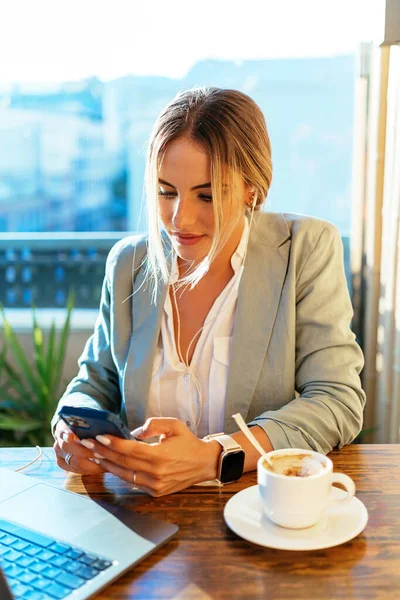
158,178,211,191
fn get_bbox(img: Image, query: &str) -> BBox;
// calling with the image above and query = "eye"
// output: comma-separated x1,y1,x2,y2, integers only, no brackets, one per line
158,189,177,199
198,194,213,203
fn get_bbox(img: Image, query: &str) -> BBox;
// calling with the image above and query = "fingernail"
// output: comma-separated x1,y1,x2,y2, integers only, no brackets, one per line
61,432,71,443
88,458,96,463
80,439,94,450
94,453,105,460
96,435,111,445
93,458,100,464
131,427,143,438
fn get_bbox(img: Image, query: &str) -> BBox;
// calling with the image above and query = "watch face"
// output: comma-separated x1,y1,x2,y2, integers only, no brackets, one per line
220,450,245,484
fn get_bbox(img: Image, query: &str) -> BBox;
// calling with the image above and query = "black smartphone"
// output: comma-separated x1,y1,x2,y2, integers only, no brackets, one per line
58,406,133,440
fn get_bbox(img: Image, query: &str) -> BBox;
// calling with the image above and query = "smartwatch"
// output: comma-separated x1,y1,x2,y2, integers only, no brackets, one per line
203,433,245,484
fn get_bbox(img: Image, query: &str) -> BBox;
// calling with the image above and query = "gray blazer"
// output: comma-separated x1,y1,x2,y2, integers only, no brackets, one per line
52,212,366,454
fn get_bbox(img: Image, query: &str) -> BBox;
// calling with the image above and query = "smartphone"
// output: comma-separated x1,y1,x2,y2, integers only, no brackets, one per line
58,406,133,440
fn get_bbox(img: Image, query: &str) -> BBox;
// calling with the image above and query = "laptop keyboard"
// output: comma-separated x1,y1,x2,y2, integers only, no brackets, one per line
0,518,114,600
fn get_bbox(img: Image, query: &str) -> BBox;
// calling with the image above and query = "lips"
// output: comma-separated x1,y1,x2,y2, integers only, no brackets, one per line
172,233,205,246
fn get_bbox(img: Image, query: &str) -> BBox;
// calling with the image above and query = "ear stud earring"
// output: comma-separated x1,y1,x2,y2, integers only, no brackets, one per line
246,193,256,208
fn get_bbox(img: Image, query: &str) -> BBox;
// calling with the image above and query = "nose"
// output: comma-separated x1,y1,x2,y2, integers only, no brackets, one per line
171,196,196,231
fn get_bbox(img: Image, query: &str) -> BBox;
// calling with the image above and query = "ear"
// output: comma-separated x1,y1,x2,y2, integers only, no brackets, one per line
245,186,257,209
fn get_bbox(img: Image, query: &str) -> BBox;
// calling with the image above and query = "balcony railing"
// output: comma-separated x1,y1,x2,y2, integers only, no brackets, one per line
0,233,125,309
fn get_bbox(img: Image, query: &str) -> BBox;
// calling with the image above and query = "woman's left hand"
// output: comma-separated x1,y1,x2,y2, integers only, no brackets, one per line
86,417,221,496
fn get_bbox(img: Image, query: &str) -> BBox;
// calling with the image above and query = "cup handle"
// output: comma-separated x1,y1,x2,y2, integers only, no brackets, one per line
331,473,356,503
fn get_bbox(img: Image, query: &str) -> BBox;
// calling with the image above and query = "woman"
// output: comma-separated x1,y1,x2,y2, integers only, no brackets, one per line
52,87,365,496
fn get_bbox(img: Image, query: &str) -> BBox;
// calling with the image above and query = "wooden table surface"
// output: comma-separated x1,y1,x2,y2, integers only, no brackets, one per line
0,444,398,600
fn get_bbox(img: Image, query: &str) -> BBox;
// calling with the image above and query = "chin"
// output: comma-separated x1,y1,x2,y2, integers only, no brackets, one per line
173,243,209,265
175,249,207,264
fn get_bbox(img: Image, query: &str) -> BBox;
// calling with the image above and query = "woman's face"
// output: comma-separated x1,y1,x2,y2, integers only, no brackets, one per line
158,136,248,267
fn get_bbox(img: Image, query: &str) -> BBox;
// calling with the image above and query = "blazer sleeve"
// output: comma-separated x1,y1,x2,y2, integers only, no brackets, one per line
50,242,130,434
248,224,366,454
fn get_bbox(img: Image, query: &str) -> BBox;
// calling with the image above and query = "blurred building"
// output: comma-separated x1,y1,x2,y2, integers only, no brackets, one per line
0,55,355,234
0,79,125,232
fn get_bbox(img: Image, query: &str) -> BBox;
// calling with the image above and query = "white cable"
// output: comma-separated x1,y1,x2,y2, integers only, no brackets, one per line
14,446,43,472
169,197,257,431
171,286,206,428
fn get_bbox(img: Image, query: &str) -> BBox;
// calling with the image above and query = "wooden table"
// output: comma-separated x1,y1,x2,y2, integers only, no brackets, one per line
0,444,398,600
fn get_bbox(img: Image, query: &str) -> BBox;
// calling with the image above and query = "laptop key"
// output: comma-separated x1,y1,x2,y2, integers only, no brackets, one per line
31,577,53,591
65,561,84,574
3,548,24,562
8,581,31,597
29,561,49,574
49,543,70,555
79,553,98,566
19,571,37,584
56,571,85,590
65,548,83,560
12,539,30,551
3,563,24,578
1,534,18,546
91,558,112,571
0,521,54,549
17,555,36,568
45,582,71,599
21,591,47,600
76,565,100,580
24,545,42,556
41,565,63,579
36,550,56,562
50,555,69,568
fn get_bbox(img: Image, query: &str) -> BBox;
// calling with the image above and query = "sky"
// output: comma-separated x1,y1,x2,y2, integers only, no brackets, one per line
0,0,386,83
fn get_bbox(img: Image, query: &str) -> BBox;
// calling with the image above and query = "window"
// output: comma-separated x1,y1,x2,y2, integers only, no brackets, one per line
0,0,385,308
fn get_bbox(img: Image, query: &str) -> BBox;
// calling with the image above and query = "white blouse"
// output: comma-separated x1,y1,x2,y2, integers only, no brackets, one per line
146,219,249,438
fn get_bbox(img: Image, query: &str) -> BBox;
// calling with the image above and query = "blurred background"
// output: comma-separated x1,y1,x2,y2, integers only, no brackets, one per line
2,0,399,446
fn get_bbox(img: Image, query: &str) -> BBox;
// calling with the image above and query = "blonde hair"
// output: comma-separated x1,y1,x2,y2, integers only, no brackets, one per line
144,87,273,299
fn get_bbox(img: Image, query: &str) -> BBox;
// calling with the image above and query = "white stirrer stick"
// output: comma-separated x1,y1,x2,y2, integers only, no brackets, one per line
232,413,273,468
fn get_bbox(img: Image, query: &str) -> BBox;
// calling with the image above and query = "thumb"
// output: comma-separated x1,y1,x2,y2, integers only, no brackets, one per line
55,420,80,444
131,417,184,440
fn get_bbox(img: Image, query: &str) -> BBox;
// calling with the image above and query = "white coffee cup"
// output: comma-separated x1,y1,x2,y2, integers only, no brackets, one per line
257,448,355,529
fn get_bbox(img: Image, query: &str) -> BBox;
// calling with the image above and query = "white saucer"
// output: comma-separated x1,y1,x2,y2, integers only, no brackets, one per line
224,485,368,551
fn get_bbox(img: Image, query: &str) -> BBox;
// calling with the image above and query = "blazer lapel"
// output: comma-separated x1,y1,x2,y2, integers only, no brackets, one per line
123,261,167,428
224,213,291,433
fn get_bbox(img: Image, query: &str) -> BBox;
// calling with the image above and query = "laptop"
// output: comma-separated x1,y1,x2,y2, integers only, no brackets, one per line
0,467,178,599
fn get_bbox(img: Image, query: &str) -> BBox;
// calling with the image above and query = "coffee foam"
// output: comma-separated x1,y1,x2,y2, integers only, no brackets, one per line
263,453,326,477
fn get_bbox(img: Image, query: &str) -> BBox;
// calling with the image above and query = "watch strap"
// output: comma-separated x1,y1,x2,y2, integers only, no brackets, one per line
203,433,242,452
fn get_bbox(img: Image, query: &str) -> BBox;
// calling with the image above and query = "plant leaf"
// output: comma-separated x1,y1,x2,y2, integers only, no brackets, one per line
46,321,56,400
0,396,33,412
0,306,39,395
0,344,7,380
0,414,42,432
1,358,31,399
0,384,39,412
53,289,74,402
32,306,47,386
0,294,74,445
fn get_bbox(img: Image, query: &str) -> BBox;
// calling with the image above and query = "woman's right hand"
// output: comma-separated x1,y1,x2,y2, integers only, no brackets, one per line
53,419,106,475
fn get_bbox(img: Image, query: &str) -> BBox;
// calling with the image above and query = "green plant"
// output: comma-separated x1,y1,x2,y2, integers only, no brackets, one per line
0,292,74,447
